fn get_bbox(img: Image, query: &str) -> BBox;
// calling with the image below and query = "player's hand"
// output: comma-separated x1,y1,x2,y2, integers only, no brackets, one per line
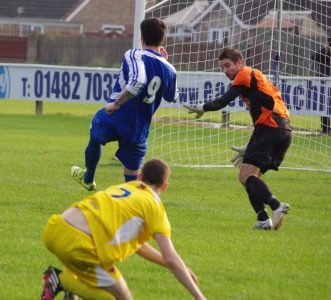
230,145,247,168
160,46,168,60
104,102,120,114
184,104,204,119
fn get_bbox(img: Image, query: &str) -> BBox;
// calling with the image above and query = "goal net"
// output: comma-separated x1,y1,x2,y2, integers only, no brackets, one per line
145,0,331,172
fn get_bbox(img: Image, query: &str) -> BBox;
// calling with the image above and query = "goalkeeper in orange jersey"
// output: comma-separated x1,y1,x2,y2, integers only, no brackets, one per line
41,158,206,300
185,47,292,230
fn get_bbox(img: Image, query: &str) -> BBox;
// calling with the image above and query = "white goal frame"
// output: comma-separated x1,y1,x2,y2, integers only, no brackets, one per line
135,0,331,172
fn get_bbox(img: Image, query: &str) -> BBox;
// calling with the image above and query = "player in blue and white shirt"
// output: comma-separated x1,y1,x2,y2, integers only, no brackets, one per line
71,18,178,190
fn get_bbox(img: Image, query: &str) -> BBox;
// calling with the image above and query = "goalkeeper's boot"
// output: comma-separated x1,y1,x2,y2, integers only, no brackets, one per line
41,266,63,300
272,202,290,230
71,166,96,191
252,219,273,230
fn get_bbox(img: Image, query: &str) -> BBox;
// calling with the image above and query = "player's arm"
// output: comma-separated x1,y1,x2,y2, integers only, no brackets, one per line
104,89,135,114
136,242,167,267
105,49,146,114
153,233,206,300
184,85,246,119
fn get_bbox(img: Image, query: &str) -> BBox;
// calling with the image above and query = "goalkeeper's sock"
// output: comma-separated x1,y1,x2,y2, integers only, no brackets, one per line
257,209,269,221
59,270,114,300
246,175,275,219
246,176,274,205
246,189,264,215
84,138,101,183
265,195,281,211
246,176,281,211
124,174,137,182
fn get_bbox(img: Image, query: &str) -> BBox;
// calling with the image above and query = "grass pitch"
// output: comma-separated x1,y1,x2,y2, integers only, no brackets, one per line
0,100,330,299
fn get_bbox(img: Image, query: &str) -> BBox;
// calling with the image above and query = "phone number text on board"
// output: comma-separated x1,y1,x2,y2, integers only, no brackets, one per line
21,70,118,102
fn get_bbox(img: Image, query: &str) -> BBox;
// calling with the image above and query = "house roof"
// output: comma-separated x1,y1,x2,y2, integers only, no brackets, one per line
0,0,83,20
159,0,254,30
234,0,311,26
257,9,312,28
255,18,295,29
235,0,330,29
145,0,197,18
163,0,209,25
192,0,252,29
148,0,330,33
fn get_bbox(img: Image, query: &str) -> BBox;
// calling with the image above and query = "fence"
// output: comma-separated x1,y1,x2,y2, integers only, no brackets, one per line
0,32,132,68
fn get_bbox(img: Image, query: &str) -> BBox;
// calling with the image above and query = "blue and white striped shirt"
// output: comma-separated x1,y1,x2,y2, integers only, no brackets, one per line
106,48,177,143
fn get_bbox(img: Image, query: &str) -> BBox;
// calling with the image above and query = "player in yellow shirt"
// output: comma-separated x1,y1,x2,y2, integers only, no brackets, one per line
41,158,206,300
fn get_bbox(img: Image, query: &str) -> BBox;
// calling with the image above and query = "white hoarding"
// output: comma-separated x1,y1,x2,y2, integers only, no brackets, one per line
0,64,330,116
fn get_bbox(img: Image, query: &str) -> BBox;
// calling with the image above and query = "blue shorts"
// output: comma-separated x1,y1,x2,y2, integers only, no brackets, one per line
90,110,147,171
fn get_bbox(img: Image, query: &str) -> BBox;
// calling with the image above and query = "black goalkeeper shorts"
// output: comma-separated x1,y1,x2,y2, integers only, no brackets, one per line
243,124,292,173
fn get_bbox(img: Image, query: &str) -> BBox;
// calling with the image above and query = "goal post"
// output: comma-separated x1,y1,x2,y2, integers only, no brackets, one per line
137,0,331,172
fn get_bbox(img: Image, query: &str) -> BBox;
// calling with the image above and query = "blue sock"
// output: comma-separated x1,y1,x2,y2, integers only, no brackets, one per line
84,138,101,183
124,174,137,182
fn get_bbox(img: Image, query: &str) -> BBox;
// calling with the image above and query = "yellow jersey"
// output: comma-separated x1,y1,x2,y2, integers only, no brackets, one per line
72,181,171,269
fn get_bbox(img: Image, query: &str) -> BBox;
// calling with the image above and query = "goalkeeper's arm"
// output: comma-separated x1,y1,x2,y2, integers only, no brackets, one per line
202,85,246,111
184,85,246,119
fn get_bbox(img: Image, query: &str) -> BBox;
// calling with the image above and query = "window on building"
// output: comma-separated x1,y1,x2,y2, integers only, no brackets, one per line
208,28,231,45
31,25,43,33
101,24,125,34
20,24,43,37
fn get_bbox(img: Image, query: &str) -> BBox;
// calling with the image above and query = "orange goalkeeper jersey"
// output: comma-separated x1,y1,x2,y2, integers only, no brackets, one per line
232,66,291,129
